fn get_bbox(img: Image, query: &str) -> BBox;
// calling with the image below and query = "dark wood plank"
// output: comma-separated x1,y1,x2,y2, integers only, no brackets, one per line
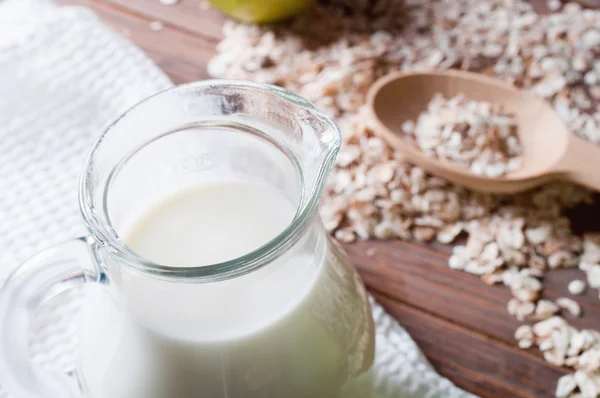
348,240,518,343
373,292,566,398
104,0,225,42
347,240,600,345
60,0,216,83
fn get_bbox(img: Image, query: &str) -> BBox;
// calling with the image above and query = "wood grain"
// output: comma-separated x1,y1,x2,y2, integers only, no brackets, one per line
105,0,225,41
348,240,600,342
347,240,518,343
373,292,566,398
53,1,600,396
62,0,216,83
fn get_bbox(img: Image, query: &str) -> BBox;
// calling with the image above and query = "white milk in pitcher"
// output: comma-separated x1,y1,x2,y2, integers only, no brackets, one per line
78,180,372,398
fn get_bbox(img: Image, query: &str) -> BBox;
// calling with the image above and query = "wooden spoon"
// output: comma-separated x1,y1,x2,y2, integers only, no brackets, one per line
366,70,600,194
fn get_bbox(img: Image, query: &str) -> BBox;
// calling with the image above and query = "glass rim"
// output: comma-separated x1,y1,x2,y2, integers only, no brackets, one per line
78,79,341,282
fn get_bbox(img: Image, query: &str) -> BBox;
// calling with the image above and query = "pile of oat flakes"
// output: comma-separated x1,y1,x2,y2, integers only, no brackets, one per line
402,93,523,177
208,0,600,396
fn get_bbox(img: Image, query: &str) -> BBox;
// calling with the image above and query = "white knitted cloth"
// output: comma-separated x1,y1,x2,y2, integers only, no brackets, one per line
0,2,476,397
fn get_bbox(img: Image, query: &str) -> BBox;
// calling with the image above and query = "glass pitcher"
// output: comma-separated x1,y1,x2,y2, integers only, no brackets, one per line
0,80,375,398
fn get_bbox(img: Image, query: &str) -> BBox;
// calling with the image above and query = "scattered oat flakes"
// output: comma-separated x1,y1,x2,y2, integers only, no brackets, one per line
507,298,520,317
515,324,534,344
534,316,567,337
481,271,504,285
574,370,598,397
545,349,566,367
519,339,533,349
536,299,560,320
579,349,600,372
547,0,561,12
557,297,583,318
539,336,555,352
516,300,536,321
149,21,164,31
556,374,577,398
569,280,587,296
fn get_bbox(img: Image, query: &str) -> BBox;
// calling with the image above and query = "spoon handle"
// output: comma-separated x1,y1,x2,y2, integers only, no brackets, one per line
557,134,600,192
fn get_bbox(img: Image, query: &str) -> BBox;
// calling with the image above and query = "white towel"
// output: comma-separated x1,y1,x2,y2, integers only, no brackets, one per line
0,2,475,397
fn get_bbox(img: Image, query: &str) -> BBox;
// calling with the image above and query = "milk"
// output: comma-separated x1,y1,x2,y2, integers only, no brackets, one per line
77,180,374,398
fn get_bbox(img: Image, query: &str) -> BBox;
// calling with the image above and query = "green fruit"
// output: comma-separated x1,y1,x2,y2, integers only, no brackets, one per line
208,0,314,24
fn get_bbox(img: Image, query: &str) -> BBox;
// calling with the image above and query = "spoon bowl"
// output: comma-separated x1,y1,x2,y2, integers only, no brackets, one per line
366,70,600,194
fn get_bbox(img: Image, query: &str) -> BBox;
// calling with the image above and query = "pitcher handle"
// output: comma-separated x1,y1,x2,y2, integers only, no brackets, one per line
0,237,103,398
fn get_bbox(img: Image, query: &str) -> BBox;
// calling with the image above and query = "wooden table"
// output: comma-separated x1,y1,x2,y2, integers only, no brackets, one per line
54,1,600,396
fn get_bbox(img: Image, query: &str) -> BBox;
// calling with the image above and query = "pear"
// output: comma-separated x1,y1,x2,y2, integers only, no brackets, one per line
208,0,314,24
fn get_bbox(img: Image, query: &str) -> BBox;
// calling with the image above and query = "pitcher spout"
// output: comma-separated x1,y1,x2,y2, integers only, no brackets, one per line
266,84,342,215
